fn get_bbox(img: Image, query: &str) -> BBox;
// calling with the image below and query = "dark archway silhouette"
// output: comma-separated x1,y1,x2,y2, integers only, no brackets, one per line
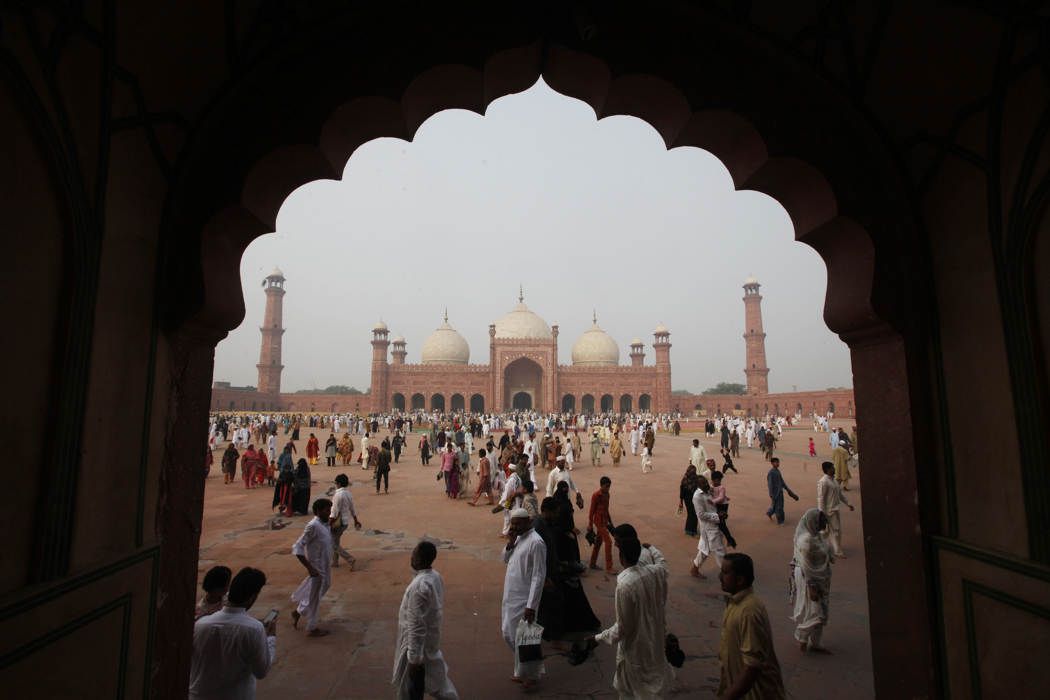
620,394,632,412
411,393,425,410
450,393,465,411
392,393,406,411
562,394,575,412
470,394,485,413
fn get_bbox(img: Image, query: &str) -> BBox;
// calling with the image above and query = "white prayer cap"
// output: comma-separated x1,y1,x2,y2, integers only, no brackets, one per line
556,455,566,462
510,507,530,519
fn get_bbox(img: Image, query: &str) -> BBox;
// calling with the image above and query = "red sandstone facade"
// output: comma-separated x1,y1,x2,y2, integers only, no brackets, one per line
211,276,854,419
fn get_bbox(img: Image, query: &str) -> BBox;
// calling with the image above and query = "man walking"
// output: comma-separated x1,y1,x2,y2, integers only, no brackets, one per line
717,553,785,699
587,476,615,573
392,541,458,700
290,499,333,637
501,508,547,689
329,475,362,569
766,458,799,525
591,533,673,698
817,461,854,557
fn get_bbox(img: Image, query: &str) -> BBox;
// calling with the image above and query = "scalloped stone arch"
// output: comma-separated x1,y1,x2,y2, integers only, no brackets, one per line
172,36,931,697
197,44,883,345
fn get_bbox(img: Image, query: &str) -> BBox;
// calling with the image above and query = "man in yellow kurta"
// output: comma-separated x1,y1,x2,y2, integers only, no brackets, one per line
831,443,852,489
717,553,785,700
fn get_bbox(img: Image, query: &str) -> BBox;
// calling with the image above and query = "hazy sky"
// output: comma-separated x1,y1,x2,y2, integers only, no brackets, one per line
214,79,851,394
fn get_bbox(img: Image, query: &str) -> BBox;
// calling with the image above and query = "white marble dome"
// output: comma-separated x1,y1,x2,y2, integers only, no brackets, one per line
572,320,620,366
373,320,388,332
420,317,470,364
654,322,669,334
494,301,552,340
745,275,759,285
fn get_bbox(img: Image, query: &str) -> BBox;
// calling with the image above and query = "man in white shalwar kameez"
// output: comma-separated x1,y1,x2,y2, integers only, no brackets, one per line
501,509,547,688
690,477,726,579
392,541,458,700
593,535,674,699
290,498,333,636
499,468,523,536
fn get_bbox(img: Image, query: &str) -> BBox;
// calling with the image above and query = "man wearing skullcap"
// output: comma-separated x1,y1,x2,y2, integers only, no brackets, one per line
501,508,548,688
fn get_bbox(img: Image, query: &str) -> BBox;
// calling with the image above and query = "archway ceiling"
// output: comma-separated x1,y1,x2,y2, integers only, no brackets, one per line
182,13,909,349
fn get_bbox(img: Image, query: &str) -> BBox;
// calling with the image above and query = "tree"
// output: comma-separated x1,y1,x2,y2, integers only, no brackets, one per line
702,382,745,395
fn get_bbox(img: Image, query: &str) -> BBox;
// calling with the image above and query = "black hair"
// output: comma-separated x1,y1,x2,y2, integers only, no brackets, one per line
415,540,437,567
523,479,534,493
821,461,834,473
312,497,333,514
335,474,349,486
479,448,486,456
227,567,267,606
619,537,642,565
724,552,755,586
600,476,612,486
711,471,723,481
202,565,232,593
540,497,558,512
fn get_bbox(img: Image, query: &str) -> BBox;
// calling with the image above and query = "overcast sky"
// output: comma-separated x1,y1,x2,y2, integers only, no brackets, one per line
213,79,852,394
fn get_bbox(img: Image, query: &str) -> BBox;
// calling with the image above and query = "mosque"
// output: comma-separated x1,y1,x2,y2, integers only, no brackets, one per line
211,270,855,418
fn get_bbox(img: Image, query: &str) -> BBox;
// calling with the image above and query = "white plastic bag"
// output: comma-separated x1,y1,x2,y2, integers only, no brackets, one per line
514,617,545,679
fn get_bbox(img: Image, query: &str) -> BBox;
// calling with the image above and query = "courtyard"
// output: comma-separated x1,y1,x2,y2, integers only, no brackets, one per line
198,422,871,698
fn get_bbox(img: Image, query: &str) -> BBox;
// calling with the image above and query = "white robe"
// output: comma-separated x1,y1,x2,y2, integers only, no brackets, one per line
500,530,547,676
595,546,674,698
290,517,332,631
392,569,458,700
692,490,725,567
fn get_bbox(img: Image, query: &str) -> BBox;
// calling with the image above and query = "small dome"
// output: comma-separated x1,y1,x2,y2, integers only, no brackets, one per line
373,320,388,332
572,320,619,366
420,317,470,365
267,266,284,279
392,335,406,344
630,337,643,346
494,301,552,340
745,275,758,285
654,322,669,334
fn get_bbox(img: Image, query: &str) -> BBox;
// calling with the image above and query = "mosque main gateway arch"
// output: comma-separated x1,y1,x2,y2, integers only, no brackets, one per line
503,357,543,411
10,5,1046,699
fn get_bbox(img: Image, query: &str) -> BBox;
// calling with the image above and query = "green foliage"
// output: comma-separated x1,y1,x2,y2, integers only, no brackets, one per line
702,382,745,395
294,385,364,395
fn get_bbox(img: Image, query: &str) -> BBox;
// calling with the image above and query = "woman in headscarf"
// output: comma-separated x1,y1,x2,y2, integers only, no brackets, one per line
790,508,834,653
678,464,700,536
337,433,353,465
291,458,312,515
306,433,320,465
609,431,625,466
221,443,239,485
324,433,338,466
554,480,582,566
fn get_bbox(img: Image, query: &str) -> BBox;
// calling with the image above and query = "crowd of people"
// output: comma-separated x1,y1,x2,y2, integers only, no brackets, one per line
191,409,859,699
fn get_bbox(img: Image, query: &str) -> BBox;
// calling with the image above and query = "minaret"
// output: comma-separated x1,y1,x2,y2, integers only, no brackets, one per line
743,276,770,395
652,323,672,412
370,321,390,411
256,267,286,395
629,338,645,367
391,335,407,365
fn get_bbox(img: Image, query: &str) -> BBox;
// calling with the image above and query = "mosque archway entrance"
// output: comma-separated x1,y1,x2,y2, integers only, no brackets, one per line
620,395,632,413
450,394,465,412
639,394,651,412
392,393,405,411
470,394,485,413
511,392,532,410
600,394,614,412
561,394,575,413
581,394,595,414
410,393,425,410
503,357,542,411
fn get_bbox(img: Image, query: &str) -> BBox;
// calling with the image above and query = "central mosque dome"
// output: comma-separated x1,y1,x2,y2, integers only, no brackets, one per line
494,289,552,340
572,313,620,366
420,311,470,364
